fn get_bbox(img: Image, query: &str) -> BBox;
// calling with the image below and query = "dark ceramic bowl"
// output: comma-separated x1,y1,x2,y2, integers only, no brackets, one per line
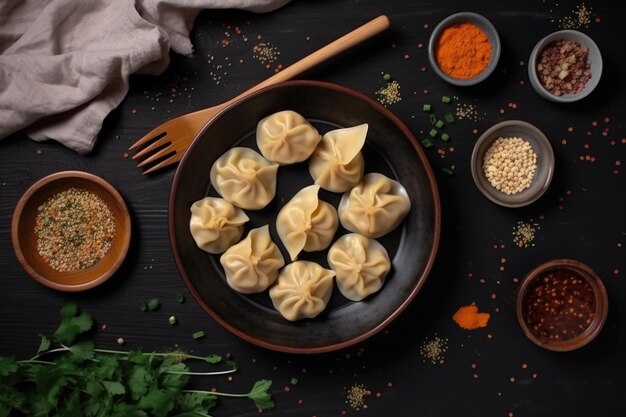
428,12,501,86
11,171,131,291
471,120,555,208
170,80,441,353
528,30,602,103
516,259,609,352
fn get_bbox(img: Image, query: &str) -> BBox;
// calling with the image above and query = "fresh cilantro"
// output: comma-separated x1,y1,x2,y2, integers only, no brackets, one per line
53,303,93,345
0,304,274,416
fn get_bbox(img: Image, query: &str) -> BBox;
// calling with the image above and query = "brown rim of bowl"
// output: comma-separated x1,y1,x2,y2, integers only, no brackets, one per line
169,80,442,354
516,258,609,352
11,171,132,292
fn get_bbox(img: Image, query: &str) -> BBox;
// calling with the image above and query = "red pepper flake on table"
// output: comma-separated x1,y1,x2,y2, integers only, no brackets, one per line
522,268,596,341
35,188,116,272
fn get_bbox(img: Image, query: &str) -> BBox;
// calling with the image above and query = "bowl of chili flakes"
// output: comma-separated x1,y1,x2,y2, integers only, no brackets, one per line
11,171,132,291
528,30,602,103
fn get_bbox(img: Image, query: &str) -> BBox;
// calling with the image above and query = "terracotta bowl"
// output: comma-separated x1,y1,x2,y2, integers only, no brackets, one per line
11,171,131,291
516,258,609,352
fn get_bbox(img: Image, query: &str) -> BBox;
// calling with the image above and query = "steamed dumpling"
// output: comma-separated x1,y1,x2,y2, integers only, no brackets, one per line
338,173,411,238
189,197,250,254
309,124,367,192
210,147,279,210
256,110,322,165
269,261,336,321
220,225,285,294
327,233,391,301
276,185,339,261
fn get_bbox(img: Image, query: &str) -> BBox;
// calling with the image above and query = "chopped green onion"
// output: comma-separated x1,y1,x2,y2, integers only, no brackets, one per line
168,315,177,325
422,104,431,112
441,133,450,141
429,114,437,125
435,120,444,129
147,299,160,311
383,73,391,81
139,301,147,312
442,167,454,175
429,128,438,137
441,95,451,103
445,113,455,123
176,292,185,303
421,138,434,148
290,377,299,385
192,330,206,340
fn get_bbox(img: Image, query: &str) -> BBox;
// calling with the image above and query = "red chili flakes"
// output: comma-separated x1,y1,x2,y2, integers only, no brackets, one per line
491,293,497,300
500,257,507,264
614,269,620,275
565,189,573,196
522,363,528,369
604,116,610,123
486,333,493,340
499,108,505,114
584,143,590,149
417,43,424,48
513,277,519,283
305,36,311,41
472,128,479,134
519,80,525,85
471,363,477,369
283,386,291,392
519,60,525,66
479,277,486,284
403,53,410,59
423,23,429,29
131,108,137,114
420,66,427,72
622,138,626,144
298,399,304,405
568,126,574,132
595,17,601,23
532,372,539,379
510,376,516,383
615,160,621,167
586,131,592,136
561,139,567,145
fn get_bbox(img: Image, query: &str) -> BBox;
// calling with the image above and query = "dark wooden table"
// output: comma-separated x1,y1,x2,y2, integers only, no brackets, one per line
2,0,625,415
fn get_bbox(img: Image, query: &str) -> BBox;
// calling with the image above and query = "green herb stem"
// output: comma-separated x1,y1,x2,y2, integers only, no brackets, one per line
182,389,248,399
165,368,237,376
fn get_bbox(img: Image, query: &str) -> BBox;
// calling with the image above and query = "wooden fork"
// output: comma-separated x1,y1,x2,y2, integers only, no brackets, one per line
129,15,390,174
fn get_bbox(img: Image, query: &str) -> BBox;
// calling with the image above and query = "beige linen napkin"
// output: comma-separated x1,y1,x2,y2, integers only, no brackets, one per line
0,0,290,153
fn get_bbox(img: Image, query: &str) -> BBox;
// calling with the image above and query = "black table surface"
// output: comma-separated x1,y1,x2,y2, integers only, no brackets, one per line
2,1,625,416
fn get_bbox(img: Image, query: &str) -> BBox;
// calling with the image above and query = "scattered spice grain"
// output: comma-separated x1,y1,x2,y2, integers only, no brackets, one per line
345,384,370,410
375,80,402,107
482,137,537,195
35,188,116,272
419,335,448,364
512,220,539,248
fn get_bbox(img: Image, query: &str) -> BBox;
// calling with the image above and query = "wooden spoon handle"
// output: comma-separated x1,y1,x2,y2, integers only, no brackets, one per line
226,15,390,104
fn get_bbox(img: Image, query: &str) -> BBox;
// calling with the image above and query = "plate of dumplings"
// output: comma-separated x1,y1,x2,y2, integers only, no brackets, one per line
170,80,441,353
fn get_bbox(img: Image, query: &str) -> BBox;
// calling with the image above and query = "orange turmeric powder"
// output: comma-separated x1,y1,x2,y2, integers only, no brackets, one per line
453,303,490,330
435,22,492,79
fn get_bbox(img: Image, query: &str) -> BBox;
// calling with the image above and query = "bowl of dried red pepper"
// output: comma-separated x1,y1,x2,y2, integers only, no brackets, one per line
528,30,602,102
516,258,609,352
428,12,501,86
11,171,132,291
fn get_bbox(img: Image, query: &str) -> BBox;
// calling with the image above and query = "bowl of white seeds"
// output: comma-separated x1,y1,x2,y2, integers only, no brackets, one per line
471,120,555,208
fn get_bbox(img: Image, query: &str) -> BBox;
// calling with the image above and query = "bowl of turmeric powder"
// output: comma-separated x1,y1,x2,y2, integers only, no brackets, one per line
428,12,501,86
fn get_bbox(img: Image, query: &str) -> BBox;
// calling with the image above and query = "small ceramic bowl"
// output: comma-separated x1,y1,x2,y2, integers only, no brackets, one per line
471,120,554,208
528,30,602,103
428,12,501,86
516,259,608,352
11,171,131,291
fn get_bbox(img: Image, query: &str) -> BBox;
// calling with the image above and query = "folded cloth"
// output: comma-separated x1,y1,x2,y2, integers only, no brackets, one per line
0,0,290,153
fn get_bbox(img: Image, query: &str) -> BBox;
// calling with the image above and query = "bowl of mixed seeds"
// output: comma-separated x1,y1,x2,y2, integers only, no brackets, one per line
471,120,555,208
528,30,602,103
11,171,131,291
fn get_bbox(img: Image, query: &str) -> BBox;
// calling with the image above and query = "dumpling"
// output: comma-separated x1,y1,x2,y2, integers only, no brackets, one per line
210,147,279,210
309,124,367,192
327,233,391,301
189,197,249,254
269,261,336,321
256,110,322,165
276,185,339,261
338,173,411,238
220,225,285,294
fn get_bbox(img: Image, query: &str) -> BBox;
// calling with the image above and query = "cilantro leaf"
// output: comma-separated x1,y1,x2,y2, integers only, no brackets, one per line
205,354,221,364
36,334,51,356
67,340,95,361
0,356,17,377
127,365,155,401
176,392,217,414
102,380,126,396
54,303,93,345
247,379,274,410
136,389,177,417
0,384,27,415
